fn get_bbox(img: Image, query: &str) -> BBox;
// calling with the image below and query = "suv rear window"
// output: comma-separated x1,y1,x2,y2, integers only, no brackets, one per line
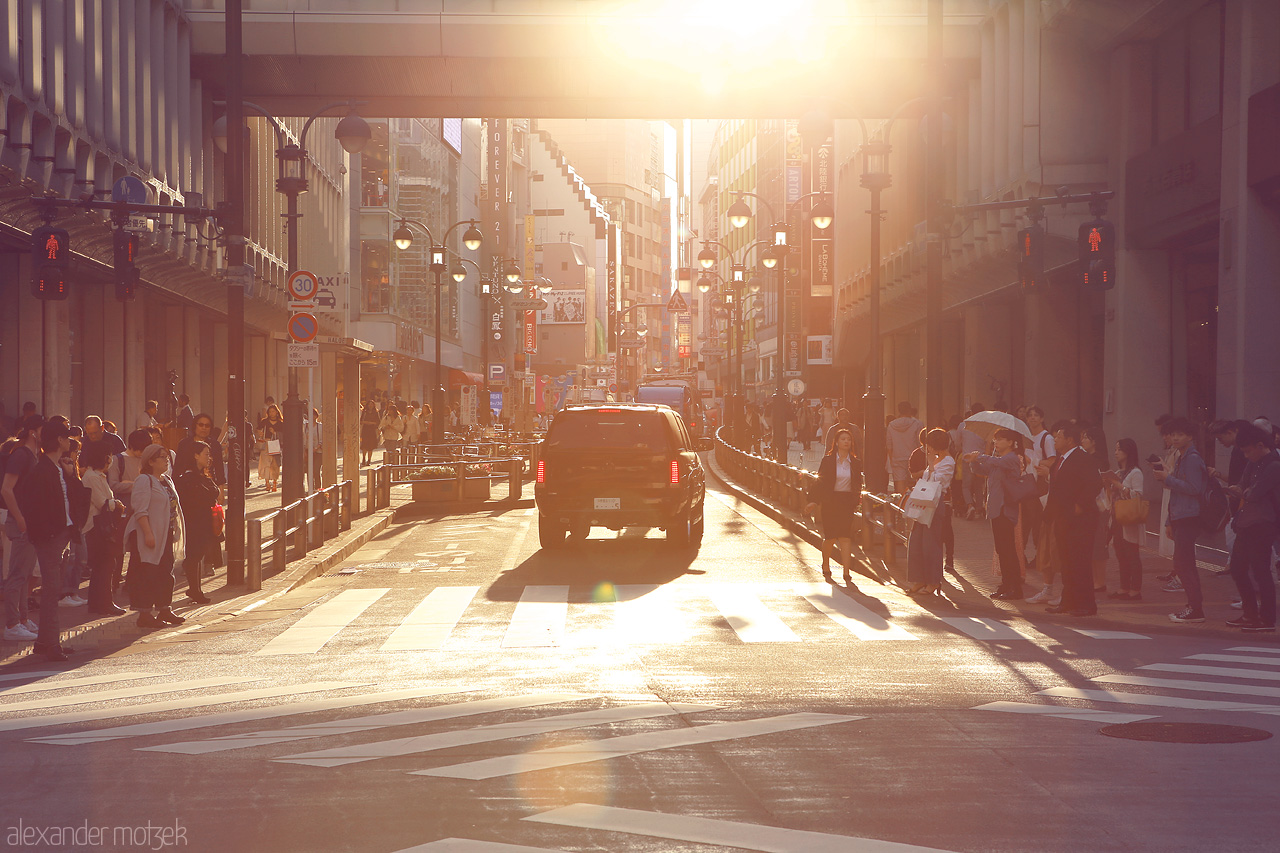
547,411,672,451
635,386,687,409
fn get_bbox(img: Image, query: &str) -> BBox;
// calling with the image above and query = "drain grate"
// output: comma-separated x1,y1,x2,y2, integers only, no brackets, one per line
1100,721,1273,744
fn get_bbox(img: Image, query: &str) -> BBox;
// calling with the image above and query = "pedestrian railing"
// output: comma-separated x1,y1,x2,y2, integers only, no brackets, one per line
390,440,541,472
385,456,527,502
712,427,909,570
246,479,356,592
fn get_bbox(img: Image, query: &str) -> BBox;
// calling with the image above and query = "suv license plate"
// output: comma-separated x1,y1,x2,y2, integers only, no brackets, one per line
594,498,620,510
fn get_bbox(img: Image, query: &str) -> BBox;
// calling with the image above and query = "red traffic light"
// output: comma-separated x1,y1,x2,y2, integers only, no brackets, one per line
31,225,71,269
1017,224,1045,292
1078,219,1117,290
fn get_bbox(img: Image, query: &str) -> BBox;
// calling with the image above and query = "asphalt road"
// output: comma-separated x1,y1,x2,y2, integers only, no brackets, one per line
2,480,1278,852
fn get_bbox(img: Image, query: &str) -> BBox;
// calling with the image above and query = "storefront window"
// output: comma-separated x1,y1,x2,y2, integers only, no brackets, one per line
361,240,392,314
361,122,391,207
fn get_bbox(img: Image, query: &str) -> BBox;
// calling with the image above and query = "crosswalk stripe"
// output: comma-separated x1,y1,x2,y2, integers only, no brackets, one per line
939,617,1036,641
708,585,800,643
502,586,569,648
380,587,479,651
524,802,961,852
256,588,390,655
0,671,69,686
1038,686,1280,714
1092,674,1280,700
613,585,687,645
277,701,718,768
0,671,160,696
1228,647,1280,655
140,692,589,755
792,584,917,641
972,701,1155,724
1139,663,1280,682
414,712,862,781
395,840,568,852
0,676,254,714
25,684,443,745
1185,654,1280,667
1069,629,1150,640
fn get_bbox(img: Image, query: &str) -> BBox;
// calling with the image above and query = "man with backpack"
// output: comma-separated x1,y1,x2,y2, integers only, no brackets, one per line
1154,417,1209,623
1224,423,1279,632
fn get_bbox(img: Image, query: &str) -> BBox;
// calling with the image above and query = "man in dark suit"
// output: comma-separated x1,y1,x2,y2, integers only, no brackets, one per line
1043,421,1101,616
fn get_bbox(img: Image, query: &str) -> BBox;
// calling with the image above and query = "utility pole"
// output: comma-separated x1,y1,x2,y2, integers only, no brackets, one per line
923,0,944,428
224,0,247,585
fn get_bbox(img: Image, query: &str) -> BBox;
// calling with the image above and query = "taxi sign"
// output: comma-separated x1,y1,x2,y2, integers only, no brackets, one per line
288,312,319,344
287,270,319,307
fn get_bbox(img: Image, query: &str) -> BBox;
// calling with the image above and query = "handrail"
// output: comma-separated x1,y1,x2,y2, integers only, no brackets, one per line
712,427,909,571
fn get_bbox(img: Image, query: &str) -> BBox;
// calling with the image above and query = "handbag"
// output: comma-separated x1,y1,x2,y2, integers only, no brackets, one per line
95,502,127,547
1113,497,1150,526
904,478,943,526
266,439,281,455
211,503,225,538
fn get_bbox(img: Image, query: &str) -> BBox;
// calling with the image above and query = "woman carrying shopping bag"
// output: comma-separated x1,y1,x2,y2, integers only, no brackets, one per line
904,429,956,597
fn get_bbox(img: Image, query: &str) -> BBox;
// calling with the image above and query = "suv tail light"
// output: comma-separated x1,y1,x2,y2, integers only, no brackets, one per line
536,459,546,483
669,460,680,485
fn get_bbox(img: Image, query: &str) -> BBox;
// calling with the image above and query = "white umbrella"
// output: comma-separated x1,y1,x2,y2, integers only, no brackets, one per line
962,410,1034,442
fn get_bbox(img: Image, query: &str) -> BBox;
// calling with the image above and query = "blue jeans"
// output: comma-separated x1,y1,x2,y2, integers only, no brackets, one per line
1170,517,1202,611
3,517,35,627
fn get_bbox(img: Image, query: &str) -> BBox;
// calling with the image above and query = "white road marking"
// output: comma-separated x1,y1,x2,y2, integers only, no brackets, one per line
1093,674,1280,699
415,712,862,781
26,682,373,744
501,517,532,569
1038,686,1280,715
612,584,688,645
1069,629,1150,640
502,586,569,648
708,585,800,643
793,584,917,641
1228,647,1280,655
972,701,1156,724
395,841,568,853
0,677,253,714
1139,663,1280,682
1185,654,1280,667
140,692,588,755
0,671,159,696
277,701,717,768
255,588,390,655
938,617,1036,641
524,803,962,852
380,587,479,651
0,671,66,685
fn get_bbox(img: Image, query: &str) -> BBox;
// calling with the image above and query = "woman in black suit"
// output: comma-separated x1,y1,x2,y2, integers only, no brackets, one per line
805,428,863,584
174,440,217,604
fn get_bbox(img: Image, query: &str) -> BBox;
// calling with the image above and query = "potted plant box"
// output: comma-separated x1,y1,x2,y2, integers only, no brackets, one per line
409,465,491,502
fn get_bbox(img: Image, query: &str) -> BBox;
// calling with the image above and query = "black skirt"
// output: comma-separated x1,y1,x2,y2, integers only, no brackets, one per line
821,490,860,540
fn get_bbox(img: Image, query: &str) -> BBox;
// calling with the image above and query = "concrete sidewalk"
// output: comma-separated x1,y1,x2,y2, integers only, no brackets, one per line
705,451,1278,644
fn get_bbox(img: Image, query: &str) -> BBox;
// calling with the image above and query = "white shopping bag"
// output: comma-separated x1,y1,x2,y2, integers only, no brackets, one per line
904,478,943,526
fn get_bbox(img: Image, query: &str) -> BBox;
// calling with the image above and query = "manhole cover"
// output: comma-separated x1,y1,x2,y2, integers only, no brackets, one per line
1099,722,1273,744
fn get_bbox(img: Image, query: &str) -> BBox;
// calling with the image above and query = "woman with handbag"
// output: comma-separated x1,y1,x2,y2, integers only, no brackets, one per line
904,429,956,597
804,428,862,584
1104,438,1146,600
965,429,1031,600
80,442,127,616
123,444,187,629
175,440,218,605
1081,424,1112,593
257,404,284,492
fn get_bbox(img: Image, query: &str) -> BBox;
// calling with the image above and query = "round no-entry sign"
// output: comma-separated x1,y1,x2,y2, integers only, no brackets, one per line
287,270,319,303
288,312,319,343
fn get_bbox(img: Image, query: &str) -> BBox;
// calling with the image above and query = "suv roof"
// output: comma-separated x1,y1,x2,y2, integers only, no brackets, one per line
559,403,671,413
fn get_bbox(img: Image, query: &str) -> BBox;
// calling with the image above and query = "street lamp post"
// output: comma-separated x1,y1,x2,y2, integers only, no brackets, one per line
453,257,521,427
214,99,372,504
860,136,891,493
392,218,483,444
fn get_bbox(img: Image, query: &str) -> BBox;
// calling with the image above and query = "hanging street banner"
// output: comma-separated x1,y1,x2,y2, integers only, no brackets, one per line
523,308,538,354
677,313,692,359
810,142,834,298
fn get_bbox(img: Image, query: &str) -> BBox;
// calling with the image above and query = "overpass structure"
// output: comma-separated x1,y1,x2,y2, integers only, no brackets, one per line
184,0,983,119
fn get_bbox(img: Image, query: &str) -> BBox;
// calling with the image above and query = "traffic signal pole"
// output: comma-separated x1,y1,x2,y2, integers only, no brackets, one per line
224,0,247,586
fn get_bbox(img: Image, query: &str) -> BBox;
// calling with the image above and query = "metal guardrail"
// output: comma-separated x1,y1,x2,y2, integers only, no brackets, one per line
712,426,910,569
383,456,528,502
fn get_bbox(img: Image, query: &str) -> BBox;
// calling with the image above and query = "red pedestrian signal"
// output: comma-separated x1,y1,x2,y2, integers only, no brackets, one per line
30,225,71,300
1079,219,1117,290
113,230,141,301
1017,224,1045,292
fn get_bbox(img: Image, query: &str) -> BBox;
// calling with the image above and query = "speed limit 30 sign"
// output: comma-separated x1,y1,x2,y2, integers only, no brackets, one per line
287,270,319,309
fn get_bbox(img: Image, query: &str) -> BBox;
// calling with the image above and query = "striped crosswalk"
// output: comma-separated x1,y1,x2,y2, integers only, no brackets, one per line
247,581,1143,655
975,645,1280,722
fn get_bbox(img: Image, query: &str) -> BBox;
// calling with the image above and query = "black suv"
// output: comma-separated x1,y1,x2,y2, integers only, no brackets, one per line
535,404,710,549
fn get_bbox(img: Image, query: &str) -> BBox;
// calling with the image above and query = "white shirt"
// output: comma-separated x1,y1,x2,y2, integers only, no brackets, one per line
834,455,854,493
1027,430,1056,467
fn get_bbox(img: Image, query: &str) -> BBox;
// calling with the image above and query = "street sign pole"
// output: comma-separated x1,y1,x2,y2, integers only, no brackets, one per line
224,0,247,586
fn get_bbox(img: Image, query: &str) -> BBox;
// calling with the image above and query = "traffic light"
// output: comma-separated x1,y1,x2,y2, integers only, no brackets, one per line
30,225,71,300
113,229,140,301
1078,218,1117,290
1017,224,1045,292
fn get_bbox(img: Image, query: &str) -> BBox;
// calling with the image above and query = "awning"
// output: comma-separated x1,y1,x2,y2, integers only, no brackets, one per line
448,368,485,388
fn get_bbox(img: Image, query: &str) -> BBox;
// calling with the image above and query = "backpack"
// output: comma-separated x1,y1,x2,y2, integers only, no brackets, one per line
1199,474,1231,535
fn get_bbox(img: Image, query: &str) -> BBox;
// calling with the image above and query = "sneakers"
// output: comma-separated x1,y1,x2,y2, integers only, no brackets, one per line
1155,572,1174,582
1026,586,1055,604
1169,607,1206,623
1162,577,1184,592
1243,623,1276,634
58,595,88,608
4,624,38,642
1230,600,1244,610
21,619,38,633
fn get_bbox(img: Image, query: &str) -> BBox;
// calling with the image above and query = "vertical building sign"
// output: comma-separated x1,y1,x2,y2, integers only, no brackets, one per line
660,197,673,364
606,222,620,352
524,214,536,282
810,142,834,298
485,120,510,360
524,305,538,354
783,120,803,378
677,313,692,359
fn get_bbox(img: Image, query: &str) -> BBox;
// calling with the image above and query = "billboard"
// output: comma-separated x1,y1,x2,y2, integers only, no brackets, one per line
541,290,587,324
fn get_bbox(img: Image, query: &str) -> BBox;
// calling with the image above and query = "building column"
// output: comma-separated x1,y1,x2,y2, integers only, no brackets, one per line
43,299,72,418
122,299,145,433
964,302,1013,412
342,355,361,481
183,306,203,413
17,257,44,412
320,348,338,486
248,336,266,419
212,323,229,428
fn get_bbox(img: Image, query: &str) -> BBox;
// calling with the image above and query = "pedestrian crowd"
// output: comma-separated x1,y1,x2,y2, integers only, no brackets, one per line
787,396,1279,633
